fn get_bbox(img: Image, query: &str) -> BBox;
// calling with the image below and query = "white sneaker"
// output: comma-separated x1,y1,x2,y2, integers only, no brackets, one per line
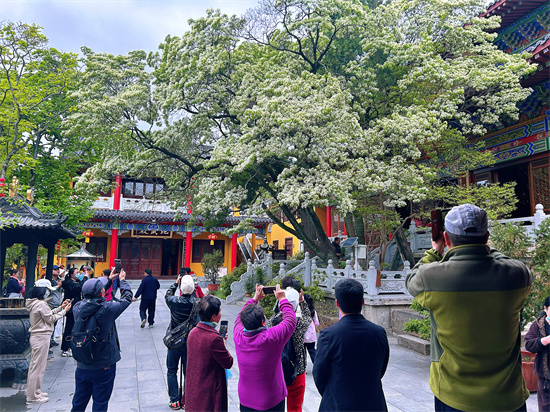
38,392,48,397
27,397,49,404
140,319,146,328
61,350,71,357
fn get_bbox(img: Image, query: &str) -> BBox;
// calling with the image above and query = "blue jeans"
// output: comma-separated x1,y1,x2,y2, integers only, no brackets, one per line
72,364,116,412
166,347,187,402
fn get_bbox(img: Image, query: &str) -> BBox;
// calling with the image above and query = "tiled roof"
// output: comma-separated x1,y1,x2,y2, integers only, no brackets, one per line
0,196,77,238
92,209,272,226
481,0,547,30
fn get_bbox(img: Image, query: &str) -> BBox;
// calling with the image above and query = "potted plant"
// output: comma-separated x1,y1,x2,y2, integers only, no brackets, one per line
521,350,539,392
201,250,224,292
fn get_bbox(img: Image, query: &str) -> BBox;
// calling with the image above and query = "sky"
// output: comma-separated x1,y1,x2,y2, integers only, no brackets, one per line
1,0,258,55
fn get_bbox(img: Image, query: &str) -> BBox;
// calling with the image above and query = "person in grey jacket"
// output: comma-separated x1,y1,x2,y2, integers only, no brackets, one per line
26,279,71,404
71,268,132,412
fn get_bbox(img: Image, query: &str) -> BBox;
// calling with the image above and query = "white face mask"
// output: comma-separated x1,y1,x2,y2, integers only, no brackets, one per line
44,289,50,298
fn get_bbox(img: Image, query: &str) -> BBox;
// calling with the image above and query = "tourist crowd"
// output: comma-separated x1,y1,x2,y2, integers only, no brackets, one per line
20,203,542,412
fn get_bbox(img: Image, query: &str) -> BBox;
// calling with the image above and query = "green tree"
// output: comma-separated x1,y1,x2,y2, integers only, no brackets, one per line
0,22,94,226
67,0,534,262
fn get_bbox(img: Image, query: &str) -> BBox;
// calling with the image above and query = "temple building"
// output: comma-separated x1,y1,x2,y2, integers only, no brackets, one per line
82,175,271,279
474,0,549,217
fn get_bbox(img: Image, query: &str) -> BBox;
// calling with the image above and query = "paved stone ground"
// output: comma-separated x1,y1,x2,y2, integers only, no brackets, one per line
0,281,538,411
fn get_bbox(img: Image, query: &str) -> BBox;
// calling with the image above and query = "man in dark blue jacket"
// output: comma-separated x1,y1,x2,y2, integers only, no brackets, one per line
71,269,132,412
313,278,389,412
133,268,160,328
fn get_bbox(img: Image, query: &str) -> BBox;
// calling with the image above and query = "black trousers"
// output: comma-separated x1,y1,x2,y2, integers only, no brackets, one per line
61,311,75,351
139,299,156,325
434,397,527,412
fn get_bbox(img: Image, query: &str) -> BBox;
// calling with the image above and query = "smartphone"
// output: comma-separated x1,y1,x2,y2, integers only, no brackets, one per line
179,267,186,276
263,286,276,295
219,320,228,338
114,259,122,274
431,209,443,241
431,209,451,241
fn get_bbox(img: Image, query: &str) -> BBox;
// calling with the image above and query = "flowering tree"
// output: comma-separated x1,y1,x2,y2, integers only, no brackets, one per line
67,0,534,261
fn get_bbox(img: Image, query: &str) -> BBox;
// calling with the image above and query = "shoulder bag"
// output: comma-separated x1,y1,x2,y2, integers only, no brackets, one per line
163,298,199,350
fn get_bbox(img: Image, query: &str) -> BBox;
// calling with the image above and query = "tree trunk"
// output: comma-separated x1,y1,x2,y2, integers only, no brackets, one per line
298,206,338,262
344,214,356,237
394,226,415,267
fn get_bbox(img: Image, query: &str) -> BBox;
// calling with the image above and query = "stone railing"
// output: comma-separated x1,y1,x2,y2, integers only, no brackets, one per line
409,203,547,253
91,195,183,213
225,252,411,304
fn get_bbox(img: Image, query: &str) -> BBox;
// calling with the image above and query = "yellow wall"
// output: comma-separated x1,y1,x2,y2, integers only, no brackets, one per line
269,206,327,256
188,232,232,279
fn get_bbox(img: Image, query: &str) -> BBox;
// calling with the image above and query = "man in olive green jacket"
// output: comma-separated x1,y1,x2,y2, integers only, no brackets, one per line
406,204,532,412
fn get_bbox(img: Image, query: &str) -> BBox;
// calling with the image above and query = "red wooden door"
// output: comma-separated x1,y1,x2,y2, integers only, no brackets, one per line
119,239,163,279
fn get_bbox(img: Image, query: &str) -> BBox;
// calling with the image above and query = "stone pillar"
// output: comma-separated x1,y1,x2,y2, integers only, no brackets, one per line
303,252,311,286
279,263,286,278
534,204,545,229
326,260,334,290
366,260,378,296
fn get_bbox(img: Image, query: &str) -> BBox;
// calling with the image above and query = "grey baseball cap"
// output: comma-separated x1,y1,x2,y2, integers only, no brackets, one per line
445,204,488,237
82,277,108,297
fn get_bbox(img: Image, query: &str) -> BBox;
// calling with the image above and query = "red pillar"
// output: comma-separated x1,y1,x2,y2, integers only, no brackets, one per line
109,229,118,268
109,174,122,267
326,206,332,237
185,231,192,267
231,233,238,270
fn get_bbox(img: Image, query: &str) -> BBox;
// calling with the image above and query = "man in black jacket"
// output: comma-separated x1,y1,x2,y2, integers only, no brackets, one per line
313,278,389,412
165,274,196,410
133,268,160,328
71,269,132,412
61,268,83,357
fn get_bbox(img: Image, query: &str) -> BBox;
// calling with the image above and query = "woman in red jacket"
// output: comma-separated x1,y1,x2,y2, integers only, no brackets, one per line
525,295,550,412
184,295,233,412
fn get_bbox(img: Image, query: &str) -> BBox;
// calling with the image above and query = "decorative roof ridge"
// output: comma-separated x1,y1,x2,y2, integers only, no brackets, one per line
470,111,549,143
0,195,68,225
91,208,272,225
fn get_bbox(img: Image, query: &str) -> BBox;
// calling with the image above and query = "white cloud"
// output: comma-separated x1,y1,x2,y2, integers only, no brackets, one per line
1,0,258,55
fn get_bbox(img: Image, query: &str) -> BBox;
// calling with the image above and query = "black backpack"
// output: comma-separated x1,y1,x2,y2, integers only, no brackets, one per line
71,310,100,365
281,336,298,386
1,285,8,297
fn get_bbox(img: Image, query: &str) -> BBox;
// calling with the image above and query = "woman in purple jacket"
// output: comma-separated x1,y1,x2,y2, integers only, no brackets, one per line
234,284,297,412
525,295,550,411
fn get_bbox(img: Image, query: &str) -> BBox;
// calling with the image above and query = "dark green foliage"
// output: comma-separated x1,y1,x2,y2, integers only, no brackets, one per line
403,299,430,340
218,262,247,298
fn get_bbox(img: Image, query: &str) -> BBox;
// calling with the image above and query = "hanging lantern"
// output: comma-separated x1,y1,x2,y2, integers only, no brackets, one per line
56,240,62,252
208,233,217,245
82,230,94,243
0,178,5,197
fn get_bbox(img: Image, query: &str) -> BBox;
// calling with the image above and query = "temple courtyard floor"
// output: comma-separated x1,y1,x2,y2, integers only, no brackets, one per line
0,281,538,411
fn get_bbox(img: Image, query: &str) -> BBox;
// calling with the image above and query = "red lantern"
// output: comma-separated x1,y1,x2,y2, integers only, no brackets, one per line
208,233,218,245
82,230,94,243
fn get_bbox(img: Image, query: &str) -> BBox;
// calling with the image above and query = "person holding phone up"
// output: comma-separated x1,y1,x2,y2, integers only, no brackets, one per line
184,295,233,412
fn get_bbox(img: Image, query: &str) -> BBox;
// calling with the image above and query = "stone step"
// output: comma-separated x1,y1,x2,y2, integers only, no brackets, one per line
391,308,426,335
397,334,430,356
